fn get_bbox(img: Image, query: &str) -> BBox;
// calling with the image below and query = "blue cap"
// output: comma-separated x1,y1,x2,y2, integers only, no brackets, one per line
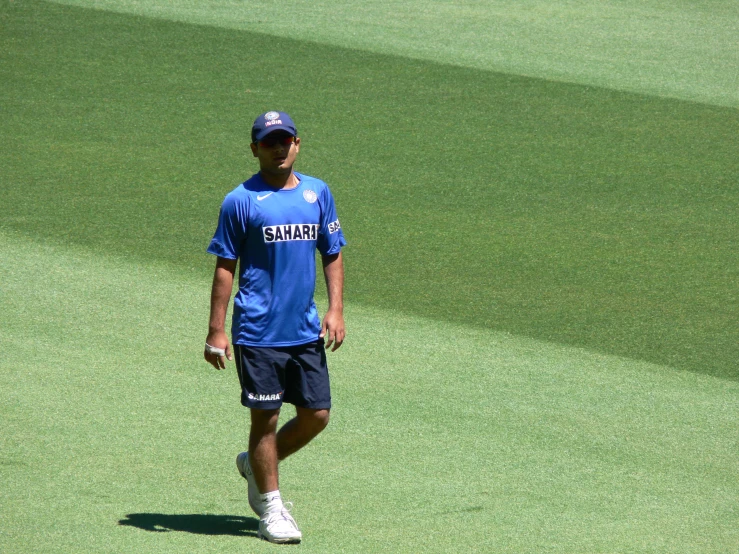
251,111,298,143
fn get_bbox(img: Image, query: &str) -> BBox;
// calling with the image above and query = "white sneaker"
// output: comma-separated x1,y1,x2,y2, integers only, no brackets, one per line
236,452,264,516
258,504,302,544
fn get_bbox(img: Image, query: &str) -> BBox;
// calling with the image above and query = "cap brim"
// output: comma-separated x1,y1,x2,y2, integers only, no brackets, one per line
254,125,297,141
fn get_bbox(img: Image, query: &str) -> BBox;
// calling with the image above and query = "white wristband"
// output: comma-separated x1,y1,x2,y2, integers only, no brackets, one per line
205,343,226,356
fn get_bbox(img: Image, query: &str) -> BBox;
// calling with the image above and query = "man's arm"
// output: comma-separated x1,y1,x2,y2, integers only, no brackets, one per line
204,256,237,369
320,252,345,351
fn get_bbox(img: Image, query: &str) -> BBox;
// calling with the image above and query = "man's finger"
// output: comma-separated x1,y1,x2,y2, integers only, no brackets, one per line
204,352,218,370
324,325,335,349
331,331,344,351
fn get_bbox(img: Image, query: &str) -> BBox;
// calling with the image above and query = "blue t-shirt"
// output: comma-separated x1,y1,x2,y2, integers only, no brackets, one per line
207,172,346,347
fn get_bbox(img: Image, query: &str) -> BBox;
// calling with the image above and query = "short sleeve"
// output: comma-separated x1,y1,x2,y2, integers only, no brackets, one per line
207,191,249,259
316,184,346,255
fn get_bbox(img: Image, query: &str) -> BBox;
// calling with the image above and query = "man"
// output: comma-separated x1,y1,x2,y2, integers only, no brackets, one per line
203,110,346,544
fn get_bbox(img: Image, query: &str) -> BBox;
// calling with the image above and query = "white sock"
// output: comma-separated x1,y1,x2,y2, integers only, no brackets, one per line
261,490,283,513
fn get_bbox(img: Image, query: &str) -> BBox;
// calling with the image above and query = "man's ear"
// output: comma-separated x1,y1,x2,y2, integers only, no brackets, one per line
250,142,258,157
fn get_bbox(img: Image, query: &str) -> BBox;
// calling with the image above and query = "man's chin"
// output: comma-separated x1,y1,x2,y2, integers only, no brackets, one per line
263,165,293,176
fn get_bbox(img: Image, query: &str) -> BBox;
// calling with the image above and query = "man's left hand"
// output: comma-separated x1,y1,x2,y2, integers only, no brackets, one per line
320,309,345,351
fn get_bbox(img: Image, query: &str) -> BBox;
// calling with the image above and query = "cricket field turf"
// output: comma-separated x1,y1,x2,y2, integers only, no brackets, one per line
1,1,737,552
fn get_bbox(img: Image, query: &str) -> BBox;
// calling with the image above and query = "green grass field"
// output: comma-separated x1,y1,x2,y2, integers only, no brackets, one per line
1,1,738,552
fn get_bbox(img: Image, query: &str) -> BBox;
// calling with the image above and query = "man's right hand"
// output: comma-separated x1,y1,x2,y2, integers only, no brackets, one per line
204,330,232,370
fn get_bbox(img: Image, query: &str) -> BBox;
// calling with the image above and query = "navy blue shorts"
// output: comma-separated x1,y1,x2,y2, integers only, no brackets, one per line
233,339,331,411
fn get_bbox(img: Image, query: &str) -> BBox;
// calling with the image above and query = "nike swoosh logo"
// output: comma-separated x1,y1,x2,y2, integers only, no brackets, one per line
257,192,274,201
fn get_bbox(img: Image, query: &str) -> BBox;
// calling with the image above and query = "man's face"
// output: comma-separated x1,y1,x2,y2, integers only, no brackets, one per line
251,131,300,175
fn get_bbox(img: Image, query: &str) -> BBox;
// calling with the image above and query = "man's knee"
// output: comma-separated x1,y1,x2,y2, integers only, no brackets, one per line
313,408,330,431
299,408,330,435
250,408,280,434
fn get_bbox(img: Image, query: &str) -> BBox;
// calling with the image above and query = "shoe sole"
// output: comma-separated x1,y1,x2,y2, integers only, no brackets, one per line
258,530,301,544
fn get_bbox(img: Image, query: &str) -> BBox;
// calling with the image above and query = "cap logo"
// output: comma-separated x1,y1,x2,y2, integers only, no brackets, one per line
303,190,317,203
265,111,280,121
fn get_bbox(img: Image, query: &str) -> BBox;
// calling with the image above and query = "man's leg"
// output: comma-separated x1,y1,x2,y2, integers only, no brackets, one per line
249,407,330,493
277,407,330,461
248,407,303,544
249,408,281,494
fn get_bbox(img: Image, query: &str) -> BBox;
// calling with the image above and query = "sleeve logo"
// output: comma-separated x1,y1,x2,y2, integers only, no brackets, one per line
328,219,341,234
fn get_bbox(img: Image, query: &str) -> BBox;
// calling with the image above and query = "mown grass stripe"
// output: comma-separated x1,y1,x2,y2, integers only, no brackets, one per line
46,0,739,107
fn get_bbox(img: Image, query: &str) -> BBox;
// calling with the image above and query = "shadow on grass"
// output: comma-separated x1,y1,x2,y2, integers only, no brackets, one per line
119,513,258,536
